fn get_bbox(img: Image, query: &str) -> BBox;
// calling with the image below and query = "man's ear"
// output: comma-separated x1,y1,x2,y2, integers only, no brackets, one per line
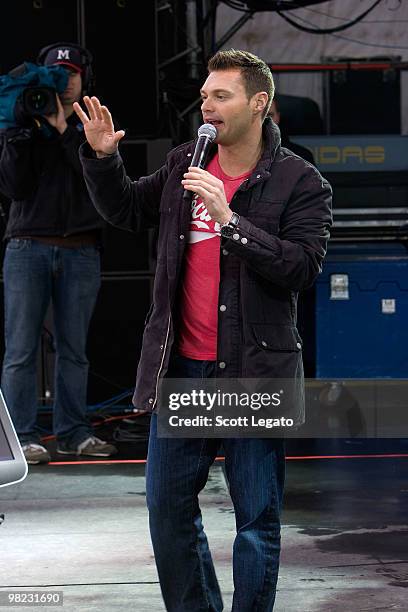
253,92,268,116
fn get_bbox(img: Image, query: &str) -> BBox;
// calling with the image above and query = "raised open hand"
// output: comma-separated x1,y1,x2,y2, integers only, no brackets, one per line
73,96,125,156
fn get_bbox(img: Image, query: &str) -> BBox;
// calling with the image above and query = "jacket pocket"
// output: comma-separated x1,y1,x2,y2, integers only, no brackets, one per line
243,323,303,377
246,199,285,231
252,323,302,352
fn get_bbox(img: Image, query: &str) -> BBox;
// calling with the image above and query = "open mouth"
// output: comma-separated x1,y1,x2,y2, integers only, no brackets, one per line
206,119,223,128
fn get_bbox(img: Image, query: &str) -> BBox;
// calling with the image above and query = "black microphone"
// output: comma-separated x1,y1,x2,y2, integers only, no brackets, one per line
183,123,217,201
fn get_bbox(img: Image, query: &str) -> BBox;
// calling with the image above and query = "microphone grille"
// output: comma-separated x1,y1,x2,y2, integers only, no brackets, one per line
197,123,217,141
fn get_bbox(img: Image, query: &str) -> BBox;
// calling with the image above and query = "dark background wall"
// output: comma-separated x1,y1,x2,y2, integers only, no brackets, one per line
0,0,159,137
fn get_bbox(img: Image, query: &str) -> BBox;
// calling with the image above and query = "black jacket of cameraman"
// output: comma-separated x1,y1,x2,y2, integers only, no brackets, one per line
0,114,104,239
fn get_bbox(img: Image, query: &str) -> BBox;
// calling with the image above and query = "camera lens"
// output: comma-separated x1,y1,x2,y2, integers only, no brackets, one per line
25,90,49,112
22,87,57,117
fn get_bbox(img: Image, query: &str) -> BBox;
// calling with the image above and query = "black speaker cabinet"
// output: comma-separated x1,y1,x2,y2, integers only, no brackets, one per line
99,139,171,273
324,56,401,135
86,275,152,405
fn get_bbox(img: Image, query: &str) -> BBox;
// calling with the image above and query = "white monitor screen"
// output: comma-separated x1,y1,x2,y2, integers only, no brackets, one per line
0,391,27,486
0,420,14,461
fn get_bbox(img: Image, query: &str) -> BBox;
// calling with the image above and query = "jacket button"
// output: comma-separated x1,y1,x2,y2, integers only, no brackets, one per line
296,342,302,349
187,153,192,157
218,361,226,369
241,237,248,244
179,234,185,240
233,233,239,240
261,340,268,347
148,398,154,404
256,174,261,179
219,304,226,312
160,345,164,350
222,249,229,255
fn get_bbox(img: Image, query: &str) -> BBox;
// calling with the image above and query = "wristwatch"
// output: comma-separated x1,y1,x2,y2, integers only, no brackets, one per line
220,212,240,238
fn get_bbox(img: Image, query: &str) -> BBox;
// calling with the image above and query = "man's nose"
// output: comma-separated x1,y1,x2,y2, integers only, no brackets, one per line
201,98,213,112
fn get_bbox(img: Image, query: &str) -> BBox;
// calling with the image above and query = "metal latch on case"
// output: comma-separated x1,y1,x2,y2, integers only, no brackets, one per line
330,274,349,300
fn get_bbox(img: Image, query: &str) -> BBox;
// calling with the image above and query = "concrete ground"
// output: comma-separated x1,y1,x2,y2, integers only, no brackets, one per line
1,455,408,611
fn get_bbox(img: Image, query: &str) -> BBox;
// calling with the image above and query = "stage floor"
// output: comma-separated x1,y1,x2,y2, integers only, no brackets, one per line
1,455,408,611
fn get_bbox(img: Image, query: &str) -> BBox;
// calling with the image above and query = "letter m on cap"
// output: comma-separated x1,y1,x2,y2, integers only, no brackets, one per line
57,49,70,60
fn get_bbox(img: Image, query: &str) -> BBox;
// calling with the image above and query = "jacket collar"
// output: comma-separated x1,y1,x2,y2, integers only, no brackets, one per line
259,116,281,171
180,117,281,186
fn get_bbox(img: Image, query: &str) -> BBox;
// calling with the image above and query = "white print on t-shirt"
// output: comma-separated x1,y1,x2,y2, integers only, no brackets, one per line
188,194,224,243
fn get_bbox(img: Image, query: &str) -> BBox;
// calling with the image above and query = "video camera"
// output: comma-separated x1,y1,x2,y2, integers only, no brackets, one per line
0,62,68,130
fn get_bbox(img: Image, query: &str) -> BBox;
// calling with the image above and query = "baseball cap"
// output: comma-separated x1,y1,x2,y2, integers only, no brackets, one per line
43,45,83,72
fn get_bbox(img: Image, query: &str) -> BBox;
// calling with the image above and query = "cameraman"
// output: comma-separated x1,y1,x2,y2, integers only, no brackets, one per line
0,43,117,464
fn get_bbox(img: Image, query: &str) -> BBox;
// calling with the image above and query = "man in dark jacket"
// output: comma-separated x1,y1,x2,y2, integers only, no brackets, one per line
75,50,332,611
0,43,117,464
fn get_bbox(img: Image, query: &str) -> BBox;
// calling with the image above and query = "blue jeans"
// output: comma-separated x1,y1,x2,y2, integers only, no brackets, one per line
146,353,285,611
1,239,101,447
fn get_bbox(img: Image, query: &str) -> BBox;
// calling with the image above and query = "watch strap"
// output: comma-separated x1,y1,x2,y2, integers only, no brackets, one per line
221,212,240,230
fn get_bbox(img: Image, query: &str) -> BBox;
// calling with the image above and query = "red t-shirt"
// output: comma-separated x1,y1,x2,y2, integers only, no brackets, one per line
177,154,251,360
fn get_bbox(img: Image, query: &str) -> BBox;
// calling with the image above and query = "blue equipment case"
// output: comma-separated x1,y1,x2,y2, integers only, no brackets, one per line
315,242,408,378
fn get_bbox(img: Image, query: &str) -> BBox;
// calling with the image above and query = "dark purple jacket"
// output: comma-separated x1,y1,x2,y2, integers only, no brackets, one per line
80,119,332,423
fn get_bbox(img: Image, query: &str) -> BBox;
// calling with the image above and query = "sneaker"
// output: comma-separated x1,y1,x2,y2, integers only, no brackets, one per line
57,436,118,458
22,443,51,465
